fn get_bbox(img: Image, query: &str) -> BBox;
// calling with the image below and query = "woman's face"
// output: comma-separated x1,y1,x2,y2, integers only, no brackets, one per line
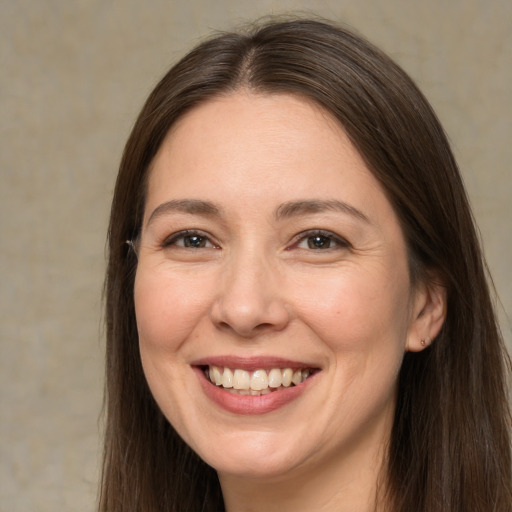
134,92,428,482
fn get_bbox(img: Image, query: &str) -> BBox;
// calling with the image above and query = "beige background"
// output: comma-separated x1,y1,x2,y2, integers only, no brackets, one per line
1,1,510,511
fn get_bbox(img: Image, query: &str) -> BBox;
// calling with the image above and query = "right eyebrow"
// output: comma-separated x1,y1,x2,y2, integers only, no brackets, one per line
274,199,370,224
145,199,221,228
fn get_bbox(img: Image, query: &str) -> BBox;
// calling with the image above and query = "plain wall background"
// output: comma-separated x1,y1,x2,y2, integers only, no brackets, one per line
1,1,510,510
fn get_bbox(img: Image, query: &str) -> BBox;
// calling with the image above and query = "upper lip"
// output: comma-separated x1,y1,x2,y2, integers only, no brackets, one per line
191,356,319,372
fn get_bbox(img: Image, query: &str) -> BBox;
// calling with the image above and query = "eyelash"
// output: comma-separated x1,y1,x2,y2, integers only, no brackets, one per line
162,229,350,251
162,230,218,249
291,230,350,251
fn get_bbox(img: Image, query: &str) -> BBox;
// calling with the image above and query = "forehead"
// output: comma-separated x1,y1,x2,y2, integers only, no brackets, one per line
146,92,383,208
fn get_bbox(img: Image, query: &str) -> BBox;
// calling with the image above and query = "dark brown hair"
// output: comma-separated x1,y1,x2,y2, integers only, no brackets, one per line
101,18,511,511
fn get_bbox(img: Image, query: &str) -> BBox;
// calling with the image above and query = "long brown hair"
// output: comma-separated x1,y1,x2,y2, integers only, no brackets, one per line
101,18,512,511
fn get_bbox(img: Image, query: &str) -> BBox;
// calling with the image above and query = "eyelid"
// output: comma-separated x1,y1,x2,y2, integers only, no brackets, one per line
289,229,351,250
162,229,219,249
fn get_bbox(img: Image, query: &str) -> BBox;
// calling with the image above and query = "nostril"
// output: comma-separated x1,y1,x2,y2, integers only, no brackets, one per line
255,322,273,330
210,290,290,337
217,321,231,331
214,320,284,338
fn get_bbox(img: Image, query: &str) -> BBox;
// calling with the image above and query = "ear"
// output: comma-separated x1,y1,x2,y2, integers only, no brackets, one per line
406,277,447,352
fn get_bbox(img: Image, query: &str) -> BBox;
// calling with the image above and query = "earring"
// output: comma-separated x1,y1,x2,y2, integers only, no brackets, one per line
420,338,426,346
126,239,138,257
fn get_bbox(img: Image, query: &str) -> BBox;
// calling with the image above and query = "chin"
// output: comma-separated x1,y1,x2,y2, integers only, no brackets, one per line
193,431,309,480
213,455,303,481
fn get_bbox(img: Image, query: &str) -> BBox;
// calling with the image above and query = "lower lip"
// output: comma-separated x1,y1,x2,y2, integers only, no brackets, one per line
194,367,315,415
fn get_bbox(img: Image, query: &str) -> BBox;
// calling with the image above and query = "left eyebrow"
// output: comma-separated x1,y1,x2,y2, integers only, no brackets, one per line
274,199,370,224
145,199,222,228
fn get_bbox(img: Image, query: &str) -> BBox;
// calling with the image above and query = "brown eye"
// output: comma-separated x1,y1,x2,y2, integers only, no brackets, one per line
183,235,208,248
294,230,349,251
163,231,217,249
307,235,332,249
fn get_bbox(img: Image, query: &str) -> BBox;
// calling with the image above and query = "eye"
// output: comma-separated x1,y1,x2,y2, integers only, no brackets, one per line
163,230,218,249
293,230,349,251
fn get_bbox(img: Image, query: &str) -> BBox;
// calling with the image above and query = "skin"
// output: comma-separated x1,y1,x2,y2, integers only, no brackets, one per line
134,92,445,512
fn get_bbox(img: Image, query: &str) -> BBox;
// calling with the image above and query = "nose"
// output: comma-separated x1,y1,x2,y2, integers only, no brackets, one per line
210,252,290,339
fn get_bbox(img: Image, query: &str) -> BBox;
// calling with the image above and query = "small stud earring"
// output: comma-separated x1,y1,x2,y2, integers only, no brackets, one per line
126,239,138,257
420,339,426,346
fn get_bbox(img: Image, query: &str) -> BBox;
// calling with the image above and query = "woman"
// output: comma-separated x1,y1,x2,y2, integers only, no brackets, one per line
100,18,512,512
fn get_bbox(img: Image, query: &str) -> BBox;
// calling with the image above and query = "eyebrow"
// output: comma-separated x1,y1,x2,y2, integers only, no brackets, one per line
274,199,370,223
146,199,221,226
145,198,370,227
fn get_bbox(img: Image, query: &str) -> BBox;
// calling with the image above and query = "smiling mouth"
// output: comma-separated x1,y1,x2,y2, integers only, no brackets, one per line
202,366,317,396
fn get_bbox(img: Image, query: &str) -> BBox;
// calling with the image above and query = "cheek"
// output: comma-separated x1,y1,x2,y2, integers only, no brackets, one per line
290,261,412,352
134,267,213,353
133,267,216,438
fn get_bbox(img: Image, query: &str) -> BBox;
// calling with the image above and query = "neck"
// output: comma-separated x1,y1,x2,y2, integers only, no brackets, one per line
219,436,389,512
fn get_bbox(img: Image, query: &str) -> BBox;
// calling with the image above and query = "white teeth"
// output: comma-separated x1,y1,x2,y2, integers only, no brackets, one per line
250,369,268,391
210,366,222,386
233,369,250,390
268,368,282,388
282,368,293,387
222,368,234,388
207,365,313,393
292,369,302,386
